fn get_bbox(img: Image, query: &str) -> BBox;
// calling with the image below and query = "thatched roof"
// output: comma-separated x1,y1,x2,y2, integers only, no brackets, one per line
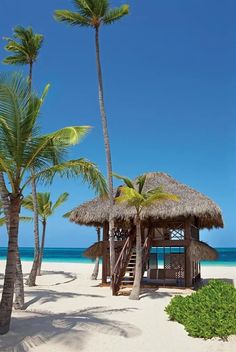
84,241,104,258
187,240,218,261
70,172,223,229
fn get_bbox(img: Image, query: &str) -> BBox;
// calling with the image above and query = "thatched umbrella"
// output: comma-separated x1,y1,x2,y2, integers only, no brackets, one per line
69,172,224,229
84,241,104,259
187,240,218,261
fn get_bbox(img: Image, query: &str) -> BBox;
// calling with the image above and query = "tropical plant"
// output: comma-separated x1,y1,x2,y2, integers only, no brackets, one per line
22,192,69,275
0,72,107,334
115,173,179,300
165,280,236,339
3,25,44,286
54,0,129,279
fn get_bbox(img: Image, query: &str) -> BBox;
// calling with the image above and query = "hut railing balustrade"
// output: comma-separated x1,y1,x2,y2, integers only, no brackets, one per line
112,229,136,295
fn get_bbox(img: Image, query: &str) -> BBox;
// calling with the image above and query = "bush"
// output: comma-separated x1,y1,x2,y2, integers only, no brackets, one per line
165,280,236,339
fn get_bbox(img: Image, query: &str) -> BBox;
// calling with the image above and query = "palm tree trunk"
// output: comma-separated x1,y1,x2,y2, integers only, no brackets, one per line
129,215,142,300
26,175,40,286
91,227,101,280
0,194,21,334
14,247,24,309
38,219,46,276
26,63,41,285
28,61,33,92
0,173,25,309
95,27,115,281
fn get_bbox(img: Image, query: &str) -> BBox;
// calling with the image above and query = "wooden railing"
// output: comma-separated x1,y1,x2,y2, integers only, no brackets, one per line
112,229,136,295
142,234,153,276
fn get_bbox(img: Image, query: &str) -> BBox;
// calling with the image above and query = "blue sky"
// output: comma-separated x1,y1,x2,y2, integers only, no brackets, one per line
0,0,235,248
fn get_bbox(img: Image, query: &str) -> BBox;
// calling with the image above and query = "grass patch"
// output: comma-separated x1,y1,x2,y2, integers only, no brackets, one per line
165,280,236,339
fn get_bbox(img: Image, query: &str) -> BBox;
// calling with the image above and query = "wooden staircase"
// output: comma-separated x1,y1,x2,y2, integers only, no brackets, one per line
112,230,153,295
121,248,136,285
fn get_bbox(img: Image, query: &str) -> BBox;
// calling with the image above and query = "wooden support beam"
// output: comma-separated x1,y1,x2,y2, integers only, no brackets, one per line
152,240,189,247
184,218,192,287
102,222,109,284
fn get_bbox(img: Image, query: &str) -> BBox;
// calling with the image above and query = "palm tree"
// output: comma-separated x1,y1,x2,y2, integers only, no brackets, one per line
0,72,107,334
22,192,69,275
114,174,179,300
91,227,101,280
54,0,129,278
3,26,44,286
3,25,43,89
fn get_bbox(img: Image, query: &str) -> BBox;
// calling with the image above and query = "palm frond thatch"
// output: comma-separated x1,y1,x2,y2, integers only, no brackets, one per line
69,172,223,229
187,240,218,261
84,241,104,258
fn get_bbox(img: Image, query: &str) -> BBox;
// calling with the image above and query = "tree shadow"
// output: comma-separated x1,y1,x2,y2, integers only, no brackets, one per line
23,271,77,286
139,288,179,300
23,289,105,309
0,306,141,352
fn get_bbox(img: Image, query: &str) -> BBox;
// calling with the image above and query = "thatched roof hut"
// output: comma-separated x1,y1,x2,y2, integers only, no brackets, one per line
70,172,223,229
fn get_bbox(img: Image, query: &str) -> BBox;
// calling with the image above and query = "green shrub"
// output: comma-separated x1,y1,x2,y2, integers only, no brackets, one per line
165,280,236,339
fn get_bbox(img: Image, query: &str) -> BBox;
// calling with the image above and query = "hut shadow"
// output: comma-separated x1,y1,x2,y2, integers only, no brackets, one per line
23,289,105,309
0,307,141,352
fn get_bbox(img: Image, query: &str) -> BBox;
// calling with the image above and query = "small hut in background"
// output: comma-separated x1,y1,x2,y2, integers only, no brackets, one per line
70,172,223,295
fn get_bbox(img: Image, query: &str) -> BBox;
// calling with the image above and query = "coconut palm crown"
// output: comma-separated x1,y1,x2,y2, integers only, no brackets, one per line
54,0,129,28
3,26,43,67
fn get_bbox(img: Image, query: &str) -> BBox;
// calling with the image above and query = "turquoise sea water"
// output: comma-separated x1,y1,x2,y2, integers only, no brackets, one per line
0,247,236,266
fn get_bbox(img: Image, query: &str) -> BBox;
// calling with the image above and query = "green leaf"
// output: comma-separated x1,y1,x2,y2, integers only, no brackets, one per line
113,172,134,189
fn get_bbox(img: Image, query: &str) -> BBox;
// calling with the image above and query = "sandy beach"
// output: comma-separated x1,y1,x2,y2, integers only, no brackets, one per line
0,261,235,352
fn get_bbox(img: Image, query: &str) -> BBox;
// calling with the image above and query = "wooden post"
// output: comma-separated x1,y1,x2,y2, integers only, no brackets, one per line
102,222,109,284
184,218,192,287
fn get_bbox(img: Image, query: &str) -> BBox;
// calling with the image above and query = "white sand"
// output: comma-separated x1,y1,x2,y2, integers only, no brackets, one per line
0,261,236,352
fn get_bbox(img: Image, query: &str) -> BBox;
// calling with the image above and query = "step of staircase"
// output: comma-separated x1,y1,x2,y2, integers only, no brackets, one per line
120,248,136,285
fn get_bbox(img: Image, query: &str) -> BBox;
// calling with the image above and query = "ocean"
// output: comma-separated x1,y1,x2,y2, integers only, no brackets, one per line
0,247,236,266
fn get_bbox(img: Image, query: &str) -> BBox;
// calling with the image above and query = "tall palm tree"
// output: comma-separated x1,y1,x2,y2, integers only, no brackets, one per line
0,72,107,334
115,174,179,300
3,26,44,286
54,0,129,278
3,26,43,89
22,192,69,275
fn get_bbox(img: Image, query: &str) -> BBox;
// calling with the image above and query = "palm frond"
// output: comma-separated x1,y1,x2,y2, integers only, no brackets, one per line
137,174,146,194
29,159,107,196
63,210,72,218
102,5,129,25
113,173,134,189
115,186,144,207
54,10,91,26
52,192,69,212
142,192,179,208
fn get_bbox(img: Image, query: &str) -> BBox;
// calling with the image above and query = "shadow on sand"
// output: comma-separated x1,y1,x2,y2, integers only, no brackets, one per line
23,289,106,309
0,306,140,352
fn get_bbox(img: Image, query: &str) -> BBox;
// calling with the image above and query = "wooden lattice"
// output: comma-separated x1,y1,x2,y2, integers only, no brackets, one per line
113,228,129,241
164,253,185,279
